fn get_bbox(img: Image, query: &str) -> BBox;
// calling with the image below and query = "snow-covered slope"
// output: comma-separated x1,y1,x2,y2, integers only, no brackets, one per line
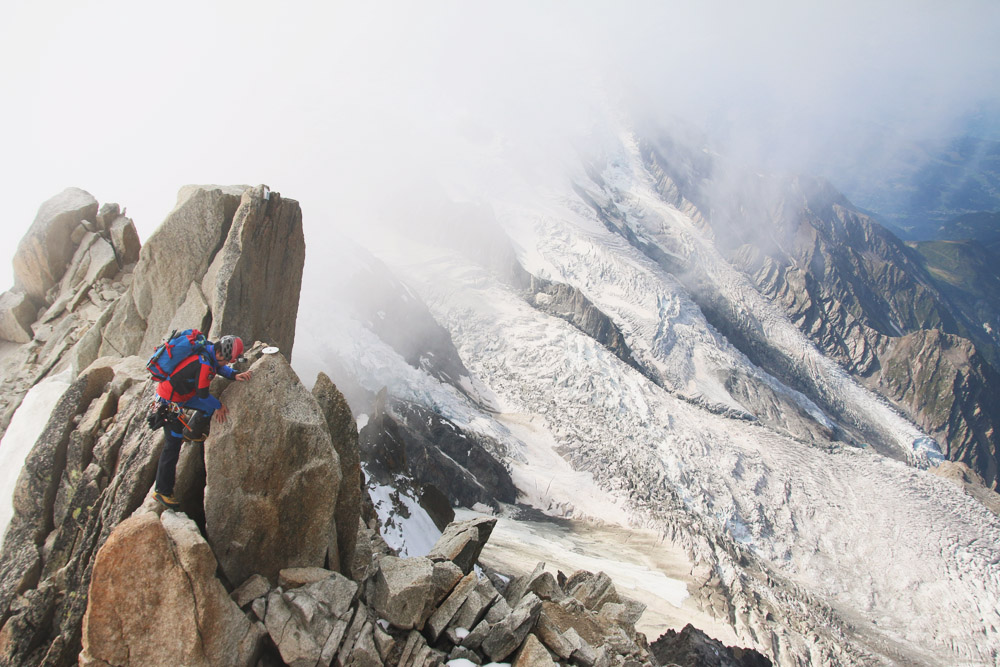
295,131,1000,666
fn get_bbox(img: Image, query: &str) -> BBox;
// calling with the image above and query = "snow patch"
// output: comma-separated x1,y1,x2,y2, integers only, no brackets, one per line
0,369,73,547
366,471,442,557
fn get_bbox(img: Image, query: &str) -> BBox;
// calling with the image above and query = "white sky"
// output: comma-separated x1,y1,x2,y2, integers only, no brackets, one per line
2,0,999,288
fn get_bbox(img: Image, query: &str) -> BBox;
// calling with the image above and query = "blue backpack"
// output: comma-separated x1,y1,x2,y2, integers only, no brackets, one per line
146,329,208,381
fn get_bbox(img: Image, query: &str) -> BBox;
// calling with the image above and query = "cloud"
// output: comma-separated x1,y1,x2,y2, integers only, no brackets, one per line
1,0,998,286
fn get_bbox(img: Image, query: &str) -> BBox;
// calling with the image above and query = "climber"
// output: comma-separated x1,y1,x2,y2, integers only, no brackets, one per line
151,334,252,509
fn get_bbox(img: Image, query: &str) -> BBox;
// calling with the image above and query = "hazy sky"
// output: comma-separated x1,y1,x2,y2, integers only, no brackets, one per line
2,0,999,288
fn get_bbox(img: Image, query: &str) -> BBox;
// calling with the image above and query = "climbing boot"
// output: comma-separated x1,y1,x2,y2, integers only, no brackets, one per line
153,491,181,510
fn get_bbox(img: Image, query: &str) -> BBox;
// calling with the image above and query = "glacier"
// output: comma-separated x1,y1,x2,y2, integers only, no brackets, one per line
295,128,1000,666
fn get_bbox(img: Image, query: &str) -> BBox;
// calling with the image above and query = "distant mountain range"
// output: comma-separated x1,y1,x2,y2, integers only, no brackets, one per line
828,130,1000,241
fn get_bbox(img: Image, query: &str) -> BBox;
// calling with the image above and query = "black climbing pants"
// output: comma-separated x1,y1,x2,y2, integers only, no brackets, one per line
155,427,184,496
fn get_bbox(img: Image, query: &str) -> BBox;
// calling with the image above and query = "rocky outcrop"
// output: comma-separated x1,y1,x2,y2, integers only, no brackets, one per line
71,501,663,667
0,191,139,435
360,392,517,512
98,184,302,361
0,184,312,665
528,275,646,376
12,188,99,302
232,516,661,666
0,290,36,343
206,351,342,586
79,511,264,666
0,343,364,666
426,516,496,574
312,372,362,578
203,185,305,359
651,624,772,667
99,185,244,358
0,357,167,665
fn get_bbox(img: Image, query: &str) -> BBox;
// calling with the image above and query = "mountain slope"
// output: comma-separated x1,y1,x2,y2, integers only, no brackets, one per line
626,133,1000,487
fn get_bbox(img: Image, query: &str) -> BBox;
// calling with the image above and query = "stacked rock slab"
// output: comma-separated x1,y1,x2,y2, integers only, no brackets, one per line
12,188,100,303
0,357,172,665
203,185,305,360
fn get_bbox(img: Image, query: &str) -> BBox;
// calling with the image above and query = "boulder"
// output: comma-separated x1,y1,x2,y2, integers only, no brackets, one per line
426,570,479,641
533,599,612,658
341,620,381,667
0,290,36,343
480,592,544,662
505,562,565,606
231,574,271,608
563,628,600,667
205,352,341,585
335,604,374,665
279,566,337,590
565,570,620,612
95,202,120,229
513,633,558,666
370,556,462,630
534,608,576,660
312,372,361,577
204,185,305,359
109,215,141,266
13,188,98,301
264,572,358,666
444,577,500,644
398,629,446,666
427,516,497,574
58,233,118,296
80,511,264,666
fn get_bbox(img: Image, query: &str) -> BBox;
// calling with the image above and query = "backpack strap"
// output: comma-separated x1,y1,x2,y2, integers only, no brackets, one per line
172,354,201,375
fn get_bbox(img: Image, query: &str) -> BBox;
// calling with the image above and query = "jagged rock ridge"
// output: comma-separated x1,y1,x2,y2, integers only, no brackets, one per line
0,184,311,664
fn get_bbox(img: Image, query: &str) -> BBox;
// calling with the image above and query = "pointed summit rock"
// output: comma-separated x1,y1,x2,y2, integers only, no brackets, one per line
204,185,305,360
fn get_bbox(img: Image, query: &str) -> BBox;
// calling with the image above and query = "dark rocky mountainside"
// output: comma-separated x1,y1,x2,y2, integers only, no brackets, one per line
360,390,517,518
